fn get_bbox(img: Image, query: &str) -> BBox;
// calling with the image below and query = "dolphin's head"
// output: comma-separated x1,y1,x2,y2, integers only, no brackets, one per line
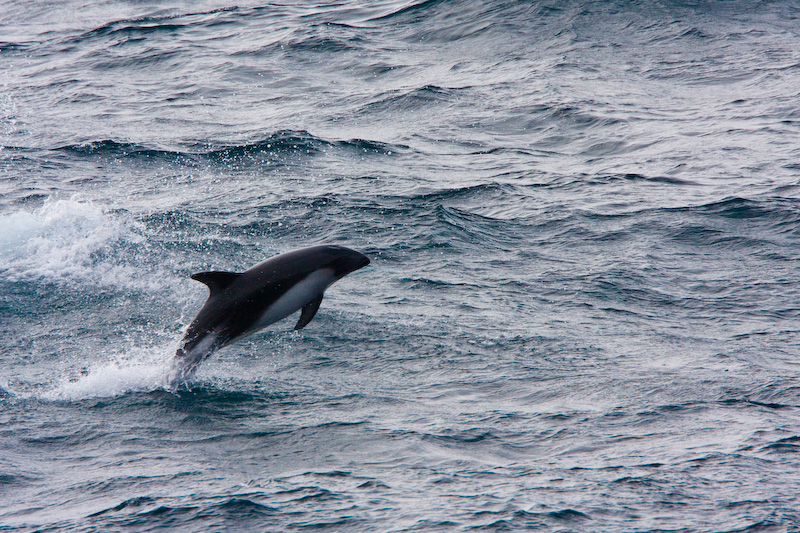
327,245,370,278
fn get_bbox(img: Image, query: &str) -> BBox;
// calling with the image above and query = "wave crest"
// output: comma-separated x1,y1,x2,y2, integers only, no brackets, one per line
0,197,154,290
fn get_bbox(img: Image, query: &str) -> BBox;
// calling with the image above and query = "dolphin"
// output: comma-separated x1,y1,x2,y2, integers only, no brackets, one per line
168,245,370,388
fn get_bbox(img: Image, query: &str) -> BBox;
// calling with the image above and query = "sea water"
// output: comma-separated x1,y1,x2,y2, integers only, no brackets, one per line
2,1,800,530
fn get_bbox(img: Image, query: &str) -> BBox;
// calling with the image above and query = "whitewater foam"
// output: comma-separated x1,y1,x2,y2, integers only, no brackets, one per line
0,197,166,291
41,345,176,401
45,361,171,401
1,197,122,275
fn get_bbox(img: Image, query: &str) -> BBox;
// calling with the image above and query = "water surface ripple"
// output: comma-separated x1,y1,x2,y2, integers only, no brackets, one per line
2,0,800,531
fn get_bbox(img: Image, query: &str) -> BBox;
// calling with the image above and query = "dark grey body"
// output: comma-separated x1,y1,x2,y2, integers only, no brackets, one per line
168,245,369,387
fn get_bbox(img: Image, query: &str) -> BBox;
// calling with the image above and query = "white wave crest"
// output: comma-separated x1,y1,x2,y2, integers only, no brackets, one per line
0,197,153,289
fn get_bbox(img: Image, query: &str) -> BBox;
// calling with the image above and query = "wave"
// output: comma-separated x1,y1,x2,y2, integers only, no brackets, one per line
562,194,800,237
436,205,530,251
651,196,800,249
685,196,800,225
56,6,241,47
359,85,465,114
383,182,530,212
364,0,539,41
0,198,132,282
44,130,405,161
248,29,366,56
365,0,445,22
207,131,403,159
0,197,175,292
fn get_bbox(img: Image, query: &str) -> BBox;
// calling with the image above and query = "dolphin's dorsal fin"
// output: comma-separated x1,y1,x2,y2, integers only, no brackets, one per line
191,271,241,297
294,294,323,330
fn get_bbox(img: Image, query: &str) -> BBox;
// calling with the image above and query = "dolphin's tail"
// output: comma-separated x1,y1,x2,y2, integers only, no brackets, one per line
166,347,195,390
166,334,221,390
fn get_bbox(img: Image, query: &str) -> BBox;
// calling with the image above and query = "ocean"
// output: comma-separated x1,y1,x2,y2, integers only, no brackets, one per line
2,0,800,531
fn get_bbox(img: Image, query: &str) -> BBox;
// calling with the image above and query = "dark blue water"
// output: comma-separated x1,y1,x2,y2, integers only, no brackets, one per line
2,1,800,530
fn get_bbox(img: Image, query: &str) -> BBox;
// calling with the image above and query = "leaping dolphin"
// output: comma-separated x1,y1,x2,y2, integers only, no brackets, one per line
168,245,370,388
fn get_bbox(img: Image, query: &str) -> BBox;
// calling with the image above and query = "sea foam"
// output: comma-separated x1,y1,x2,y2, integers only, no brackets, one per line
0,197,158,291
42,360,172,401
40,341,179,401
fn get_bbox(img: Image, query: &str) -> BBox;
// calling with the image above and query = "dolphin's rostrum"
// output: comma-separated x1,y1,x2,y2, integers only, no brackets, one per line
168,245,370,388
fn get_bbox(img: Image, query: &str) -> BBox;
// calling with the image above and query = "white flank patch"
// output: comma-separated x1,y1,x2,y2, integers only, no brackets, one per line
251,268,337,332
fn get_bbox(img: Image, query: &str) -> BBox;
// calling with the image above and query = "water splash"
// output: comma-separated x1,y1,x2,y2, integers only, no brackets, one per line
41,339,182,401
43,360,172,401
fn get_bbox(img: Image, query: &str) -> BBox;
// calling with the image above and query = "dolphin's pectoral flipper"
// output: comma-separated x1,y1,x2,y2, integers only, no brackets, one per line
295,294,324,330
191,271,241,296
